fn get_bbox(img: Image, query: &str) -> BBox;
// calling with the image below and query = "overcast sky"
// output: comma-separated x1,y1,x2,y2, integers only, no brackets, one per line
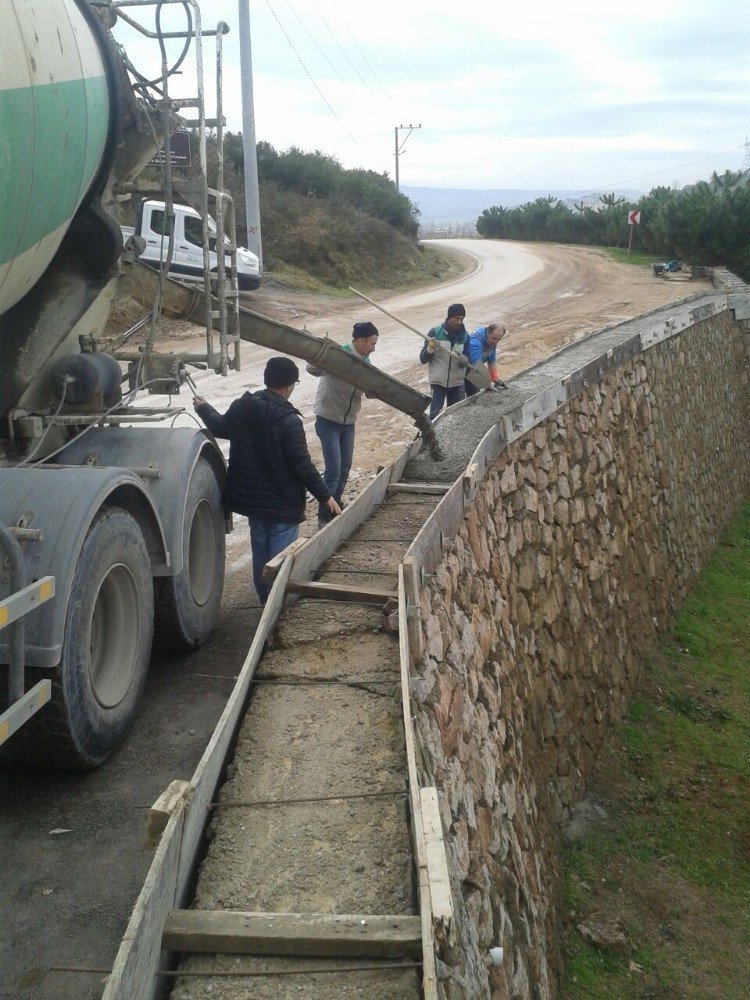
116,0,750,195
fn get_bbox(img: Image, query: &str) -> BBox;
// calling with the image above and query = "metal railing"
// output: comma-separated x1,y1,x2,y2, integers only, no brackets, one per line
0,524,54,747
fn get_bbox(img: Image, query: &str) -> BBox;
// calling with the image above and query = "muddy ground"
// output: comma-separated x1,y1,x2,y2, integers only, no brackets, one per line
0,242,711,1000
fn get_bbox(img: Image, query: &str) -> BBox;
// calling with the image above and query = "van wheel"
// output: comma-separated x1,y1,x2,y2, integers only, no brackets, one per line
153,457,225,652
2,507,154,770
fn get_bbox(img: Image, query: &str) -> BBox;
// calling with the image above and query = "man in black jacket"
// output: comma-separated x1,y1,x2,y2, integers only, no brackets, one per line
193,356,340,604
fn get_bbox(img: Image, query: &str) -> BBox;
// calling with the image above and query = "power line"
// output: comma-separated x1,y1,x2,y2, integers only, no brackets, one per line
575,144,745,195
329,0,392,102
264,0,372,156
286,0,347,84
285,0,389,124
308,0,379,98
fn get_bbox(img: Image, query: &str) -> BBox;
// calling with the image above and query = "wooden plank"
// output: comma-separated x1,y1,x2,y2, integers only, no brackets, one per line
286,580,396,603
386,483,450,495
402,556,423,663
103,808,185,1000
404,477,465,576
287,465,392,585
104,558,296,1000
260,537,308,585
162,910,422,959
390,434,425,484
466,423,504,488
145,780,190,850
398,568,439,998
419,786,454,929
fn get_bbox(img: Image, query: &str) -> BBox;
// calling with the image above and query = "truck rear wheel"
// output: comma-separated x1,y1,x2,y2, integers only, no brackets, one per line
153,457,225,652
3,507,153,770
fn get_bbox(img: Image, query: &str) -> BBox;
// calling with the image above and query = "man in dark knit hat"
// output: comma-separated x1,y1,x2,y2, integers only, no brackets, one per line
193,356,340,603
419,303,470,419
306,320,379,527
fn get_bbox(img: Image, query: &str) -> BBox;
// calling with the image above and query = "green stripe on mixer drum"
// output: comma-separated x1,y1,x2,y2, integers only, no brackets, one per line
0,74,109,266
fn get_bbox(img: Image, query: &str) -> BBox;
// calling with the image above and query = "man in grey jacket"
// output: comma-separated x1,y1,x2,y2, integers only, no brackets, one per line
306,321,379,527
419,303,470,419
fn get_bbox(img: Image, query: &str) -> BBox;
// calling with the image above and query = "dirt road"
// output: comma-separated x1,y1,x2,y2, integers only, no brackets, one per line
160,240,710,564
0,241,710,1000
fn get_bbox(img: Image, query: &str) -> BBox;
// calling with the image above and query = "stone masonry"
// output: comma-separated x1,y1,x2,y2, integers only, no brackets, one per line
410,310,750,998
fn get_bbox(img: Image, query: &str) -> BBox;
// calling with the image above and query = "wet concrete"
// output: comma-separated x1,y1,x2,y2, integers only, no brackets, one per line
172,495,441,1000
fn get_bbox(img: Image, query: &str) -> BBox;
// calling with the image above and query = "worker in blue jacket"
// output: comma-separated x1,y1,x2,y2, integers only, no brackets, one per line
465,322,509,396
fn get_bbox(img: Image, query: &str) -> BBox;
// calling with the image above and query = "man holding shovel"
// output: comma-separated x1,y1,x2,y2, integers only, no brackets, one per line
419,303,471,420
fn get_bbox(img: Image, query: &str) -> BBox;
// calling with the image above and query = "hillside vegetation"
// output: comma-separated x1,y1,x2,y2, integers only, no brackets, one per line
219,138,455,290
476,170,750,281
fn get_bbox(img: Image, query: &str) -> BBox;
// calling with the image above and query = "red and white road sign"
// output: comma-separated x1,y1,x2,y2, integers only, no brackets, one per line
628,210,641,225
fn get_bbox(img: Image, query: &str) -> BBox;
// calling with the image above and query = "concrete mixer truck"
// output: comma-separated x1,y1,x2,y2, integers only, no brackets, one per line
0,0,432,769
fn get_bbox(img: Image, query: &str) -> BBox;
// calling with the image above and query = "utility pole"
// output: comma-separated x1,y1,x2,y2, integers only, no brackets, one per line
394,123,421,192
238,0,262,268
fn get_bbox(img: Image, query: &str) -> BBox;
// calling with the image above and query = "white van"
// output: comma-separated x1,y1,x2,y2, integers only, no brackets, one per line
121,200,261,290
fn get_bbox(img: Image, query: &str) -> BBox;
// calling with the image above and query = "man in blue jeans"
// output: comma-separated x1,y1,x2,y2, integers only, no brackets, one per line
193,357,340,604
307,321,379,528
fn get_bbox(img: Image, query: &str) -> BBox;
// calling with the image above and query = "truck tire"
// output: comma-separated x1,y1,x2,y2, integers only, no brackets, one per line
2,507,153,770
153,457,225,652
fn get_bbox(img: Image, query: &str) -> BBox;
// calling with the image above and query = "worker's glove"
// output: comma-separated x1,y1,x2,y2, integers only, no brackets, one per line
491,378,509,391
456,355,469,369
426,337,437,353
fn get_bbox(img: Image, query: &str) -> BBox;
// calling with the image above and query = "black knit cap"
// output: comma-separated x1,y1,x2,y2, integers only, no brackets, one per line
446,303,466,319
264,356,299,388
352,321,379,339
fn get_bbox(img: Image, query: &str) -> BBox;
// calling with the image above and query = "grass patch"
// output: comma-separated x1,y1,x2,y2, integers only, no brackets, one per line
562,503,750,999
601,247,657,268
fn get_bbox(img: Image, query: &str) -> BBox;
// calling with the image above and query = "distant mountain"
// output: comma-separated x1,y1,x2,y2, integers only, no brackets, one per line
402,185,643,228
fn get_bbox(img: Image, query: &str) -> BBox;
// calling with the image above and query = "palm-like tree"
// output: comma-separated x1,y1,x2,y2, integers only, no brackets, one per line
599,192,626,209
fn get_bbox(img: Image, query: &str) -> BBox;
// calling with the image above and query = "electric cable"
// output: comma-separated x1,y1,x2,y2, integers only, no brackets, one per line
286,0,348,85
308,0,377,97
264,0,375,157
329,0,392,101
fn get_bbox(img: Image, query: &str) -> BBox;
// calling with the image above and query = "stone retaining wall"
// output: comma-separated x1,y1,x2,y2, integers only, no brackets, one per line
411,309,750,998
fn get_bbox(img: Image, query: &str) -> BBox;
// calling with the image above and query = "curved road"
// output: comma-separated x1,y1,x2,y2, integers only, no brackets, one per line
187,239,547,415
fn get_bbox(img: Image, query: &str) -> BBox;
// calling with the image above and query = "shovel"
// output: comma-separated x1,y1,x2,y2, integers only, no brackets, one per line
348,286,492,391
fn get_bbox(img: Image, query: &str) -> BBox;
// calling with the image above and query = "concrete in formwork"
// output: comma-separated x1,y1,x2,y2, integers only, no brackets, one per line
171,955,421,1000
171,494,447,1000
405,290,729,483
173,642,418,1000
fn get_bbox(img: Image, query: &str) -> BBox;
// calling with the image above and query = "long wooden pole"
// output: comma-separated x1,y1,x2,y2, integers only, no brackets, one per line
348,286,491,390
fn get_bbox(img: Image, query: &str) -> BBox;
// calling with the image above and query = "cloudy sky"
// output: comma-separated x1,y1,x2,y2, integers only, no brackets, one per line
116,0,750,195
